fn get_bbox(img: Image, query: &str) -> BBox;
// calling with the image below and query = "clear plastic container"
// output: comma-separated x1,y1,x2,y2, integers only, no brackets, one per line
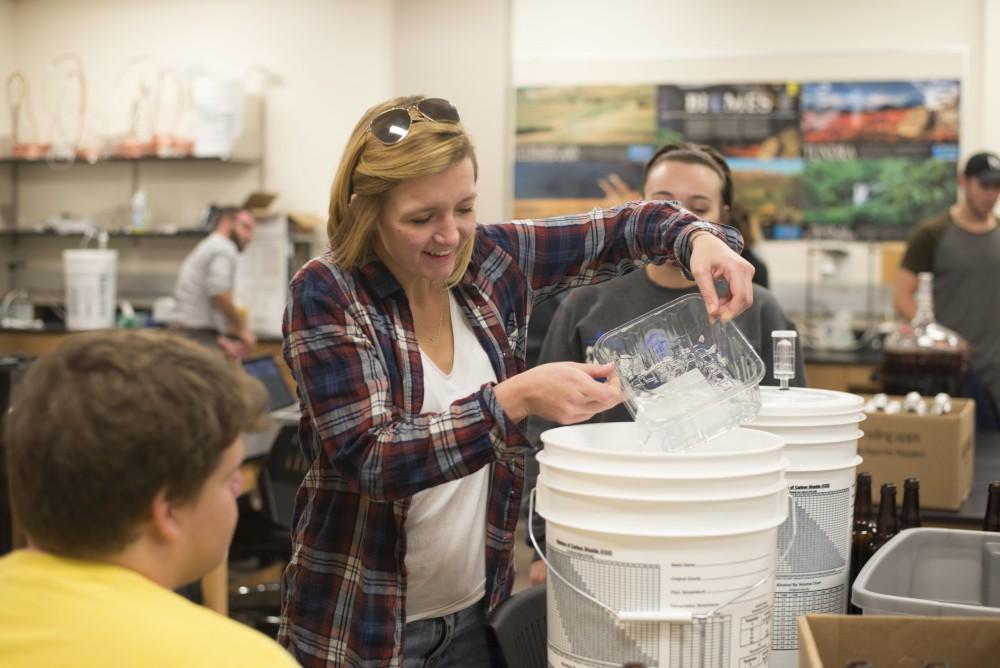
592,293,765,452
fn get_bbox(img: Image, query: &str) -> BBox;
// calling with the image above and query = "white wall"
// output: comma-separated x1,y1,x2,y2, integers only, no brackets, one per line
512,0,994,326
6,0,395,227
513,0,981,122
392,0,511,222
0,0,13,112
514,0,987,153
0,0,14,227
984,0,1000,151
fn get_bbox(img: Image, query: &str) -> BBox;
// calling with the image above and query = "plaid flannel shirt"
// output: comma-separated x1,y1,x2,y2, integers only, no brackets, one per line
278,201,742,667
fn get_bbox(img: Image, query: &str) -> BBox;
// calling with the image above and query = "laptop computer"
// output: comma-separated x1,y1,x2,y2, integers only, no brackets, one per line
242,354,297,414
241,354,300,459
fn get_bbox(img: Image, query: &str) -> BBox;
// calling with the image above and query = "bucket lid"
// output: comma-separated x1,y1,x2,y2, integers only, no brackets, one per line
540,423,785,459
540,424,786,480
749,428,864,446
536,448,789,482
758,386,864,417
749,413,866,429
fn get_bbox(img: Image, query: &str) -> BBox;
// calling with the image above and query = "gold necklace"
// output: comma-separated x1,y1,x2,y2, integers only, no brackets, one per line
424,294,449,343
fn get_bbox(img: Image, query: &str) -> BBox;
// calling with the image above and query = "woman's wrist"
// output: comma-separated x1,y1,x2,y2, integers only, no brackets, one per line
493,376,528,422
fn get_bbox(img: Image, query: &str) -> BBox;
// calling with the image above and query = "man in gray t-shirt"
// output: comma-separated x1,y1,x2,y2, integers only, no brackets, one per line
172,207,257,357
894,151,1000,428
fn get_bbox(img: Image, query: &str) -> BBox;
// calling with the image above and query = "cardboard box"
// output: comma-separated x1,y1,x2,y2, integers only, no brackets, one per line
798,615,1000,667
857,395,975,510
241,191,279,217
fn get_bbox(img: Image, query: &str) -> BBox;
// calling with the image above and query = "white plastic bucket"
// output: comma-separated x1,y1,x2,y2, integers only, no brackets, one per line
780,431,863,469
536,450,787,500
744,417,861,442
538,478,789,536
748,386,865,668
540,422,786,477
756,386,864,418
748,411,865,427
770,457,862,663
63,249,117,331
193,76,243,157
536,424,788,668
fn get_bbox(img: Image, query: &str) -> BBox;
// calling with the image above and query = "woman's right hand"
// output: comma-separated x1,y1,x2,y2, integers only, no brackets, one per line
528,559,548,585
493,362,623,423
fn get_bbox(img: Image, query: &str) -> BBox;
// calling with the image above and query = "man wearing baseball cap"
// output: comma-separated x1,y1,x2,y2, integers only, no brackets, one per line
894,151,1000,429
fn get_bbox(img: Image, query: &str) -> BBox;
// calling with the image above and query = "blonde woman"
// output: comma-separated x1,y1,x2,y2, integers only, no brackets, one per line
280,97,753,667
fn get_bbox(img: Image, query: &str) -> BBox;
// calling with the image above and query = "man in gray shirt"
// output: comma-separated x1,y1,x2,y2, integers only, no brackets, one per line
894,151,1000,428
172,206,257,358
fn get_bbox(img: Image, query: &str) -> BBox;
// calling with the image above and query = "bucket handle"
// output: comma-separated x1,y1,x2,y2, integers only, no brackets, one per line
528,487,775,624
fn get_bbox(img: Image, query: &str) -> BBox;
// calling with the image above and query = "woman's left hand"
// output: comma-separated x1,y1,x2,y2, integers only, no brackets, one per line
688,232,755,322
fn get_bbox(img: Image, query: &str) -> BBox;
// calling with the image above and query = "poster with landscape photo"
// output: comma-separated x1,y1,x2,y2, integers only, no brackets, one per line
800,80,959,160
800,80,959,239
514,86,656,218
802,157,956,240
513,80,960,239
516,85,656,146
729,158,805,239
657,83,801,158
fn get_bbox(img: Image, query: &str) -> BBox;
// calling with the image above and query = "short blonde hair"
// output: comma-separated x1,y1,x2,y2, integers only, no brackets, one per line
328,96,479,285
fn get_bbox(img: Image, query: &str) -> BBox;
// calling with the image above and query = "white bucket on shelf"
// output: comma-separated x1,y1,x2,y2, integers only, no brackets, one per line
745,386,865,668
63,249,118,331
535,423,788,668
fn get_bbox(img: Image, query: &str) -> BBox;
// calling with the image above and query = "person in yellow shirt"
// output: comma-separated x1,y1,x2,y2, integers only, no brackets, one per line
0,329,298,667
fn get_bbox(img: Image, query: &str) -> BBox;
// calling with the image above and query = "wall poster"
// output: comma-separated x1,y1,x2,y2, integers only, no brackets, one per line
514,79,960,241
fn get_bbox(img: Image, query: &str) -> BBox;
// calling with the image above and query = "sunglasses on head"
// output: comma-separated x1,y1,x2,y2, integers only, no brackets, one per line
368,98,461,145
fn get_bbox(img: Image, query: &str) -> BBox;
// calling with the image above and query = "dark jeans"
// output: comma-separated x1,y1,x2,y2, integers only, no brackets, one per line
963,367,1000,432
404,599,497,668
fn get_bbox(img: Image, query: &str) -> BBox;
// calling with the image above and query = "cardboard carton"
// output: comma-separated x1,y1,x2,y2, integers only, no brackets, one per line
241,191,278,218
857,395,975,510
798,614,1000,667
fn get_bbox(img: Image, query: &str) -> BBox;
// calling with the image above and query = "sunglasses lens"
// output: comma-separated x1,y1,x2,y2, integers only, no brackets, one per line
370,108,412,144
417,98,460,124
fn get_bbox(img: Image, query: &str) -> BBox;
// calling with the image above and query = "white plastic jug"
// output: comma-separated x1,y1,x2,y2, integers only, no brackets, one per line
63,249,117,330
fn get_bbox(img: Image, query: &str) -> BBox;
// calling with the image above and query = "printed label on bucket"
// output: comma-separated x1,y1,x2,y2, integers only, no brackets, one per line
770,468,856,660
545,523,776,668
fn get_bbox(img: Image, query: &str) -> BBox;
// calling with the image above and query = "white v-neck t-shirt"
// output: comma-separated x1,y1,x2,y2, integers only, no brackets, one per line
404,293,497,622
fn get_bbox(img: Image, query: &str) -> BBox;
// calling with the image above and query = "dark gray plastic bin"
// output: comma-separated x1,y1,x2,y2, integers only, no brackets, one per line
852,527,1000,616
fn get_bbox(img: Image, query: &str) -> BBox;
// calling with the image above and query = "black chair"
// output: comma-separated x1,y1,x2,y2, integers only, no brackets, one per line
258,424,310,533
487,584,547,668
229,424,309,635
230,424,306,565
0,356,34,556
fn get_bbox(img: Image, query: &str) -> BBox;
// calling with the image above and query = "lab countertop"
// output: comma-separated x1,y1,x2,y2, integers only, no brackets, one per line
804,345,882,366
